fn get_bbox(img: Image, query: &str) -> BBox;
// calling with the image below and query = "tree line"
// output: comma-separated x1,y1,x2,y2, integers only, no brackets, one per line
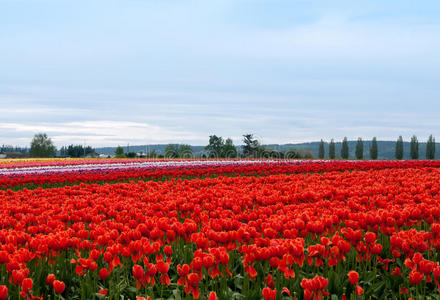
0,133,97,158
3,132,437,159
317,135,436,160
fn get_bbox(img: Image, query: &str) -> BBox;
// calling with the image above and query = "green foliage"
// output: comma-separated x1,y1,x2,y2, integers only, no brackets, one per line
410,135,419,159
60,145,95,157
340,137,349,159
426,134,436,159
29,133,56,157
242,134,260,158
355,138,363,160
178,144,193,158
318,139,325,159
164,144,194,158
205,135,224,158
395,136,404,160
126,152,137,158
205,135,237,158
329,139,336,159
223,138,237,158
370,137,378,160
164,144,179,158
115,146,125,158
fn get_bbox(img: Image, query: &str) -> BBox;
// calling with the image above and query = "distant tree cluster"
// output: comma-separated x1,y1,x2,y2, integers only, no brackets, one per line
0,145,28,154
318,135,436,160
59,144,96,157
7,132,436,160
0,145,29,158
205,135,238,158
164,144,193,158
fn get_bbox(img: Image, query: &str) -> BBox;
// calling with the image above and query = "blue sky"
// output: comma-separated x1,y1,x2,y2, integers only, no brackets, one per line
1,0,440,147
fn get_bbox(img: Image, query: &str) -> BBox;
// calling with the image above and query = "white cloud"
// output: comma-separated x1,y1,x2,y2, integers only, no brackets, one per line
0,121,206,147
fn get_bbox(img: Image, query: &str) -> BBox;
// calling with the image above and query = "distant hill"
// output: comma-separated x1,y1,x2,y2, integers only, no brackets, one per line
95,141,440,160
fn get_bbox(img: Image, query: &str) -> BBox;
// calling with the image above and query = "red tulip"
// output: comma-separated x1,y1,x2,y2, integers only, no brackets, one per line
348,271,359,285
46,274,56,286
0,285,8,300
99,268,110,280
208,291,217,300
132,265,144,279
409,271,424,285
21,278,33,294
164,245,172,257
53,280,66,294
98,289,108,296
262,287,276,300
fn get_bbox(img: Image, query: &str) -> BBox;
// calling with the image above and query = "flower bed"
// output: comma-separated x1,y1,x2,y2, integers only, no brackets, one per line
1,164,440,299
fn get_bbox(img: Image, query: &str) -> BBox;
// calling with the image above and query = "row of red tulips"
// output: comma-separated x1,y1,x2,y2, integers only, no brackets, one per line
2,160,440,190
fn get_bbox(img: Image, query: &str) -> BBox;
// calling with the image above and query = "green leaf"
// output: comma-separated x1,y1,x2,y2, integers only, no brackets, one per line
127,286,138,294
231,292,245,299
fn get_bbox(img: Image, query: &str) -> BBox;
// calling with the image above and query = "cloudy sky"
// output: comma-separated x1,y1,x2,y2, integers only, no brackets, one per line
1,0,440,147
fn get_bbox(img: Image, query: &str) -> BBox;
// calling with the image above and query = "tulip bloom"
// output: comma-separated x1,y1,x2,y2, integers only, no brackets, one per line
355,285,364,295
409,271,424,285
262,287,276,300
348,271,359,285
99,268,110,280
46,274,56,286
53,280,66,294
21,278,33,294
0,285,8,300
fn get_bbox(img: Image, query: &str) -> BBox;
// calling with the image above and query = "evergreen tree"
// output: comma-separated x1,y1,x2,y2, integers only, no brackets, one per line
115,145,125,158
426,135,436,159
355,137,363,160
410,135,419,159
341,137,349,159
242,134,260,158
59,146,67,157
395,136,404,160
318,139,325,159
329,139,336,159
370,137,378,160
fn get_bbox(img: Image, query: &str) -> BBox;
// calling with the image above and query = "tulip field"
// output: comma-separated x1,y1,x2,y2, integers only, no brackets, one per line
1,159,440,300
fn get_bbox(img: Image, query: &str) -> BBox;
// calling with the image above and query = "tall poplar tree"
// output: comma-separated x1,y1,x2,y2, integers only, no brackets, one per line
318,139,325,159
410,135,419,159
395,136,404,160
426,135,436,159
370,137,378,160
329,139,336,159
355,137,363,160
341,137,349,159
